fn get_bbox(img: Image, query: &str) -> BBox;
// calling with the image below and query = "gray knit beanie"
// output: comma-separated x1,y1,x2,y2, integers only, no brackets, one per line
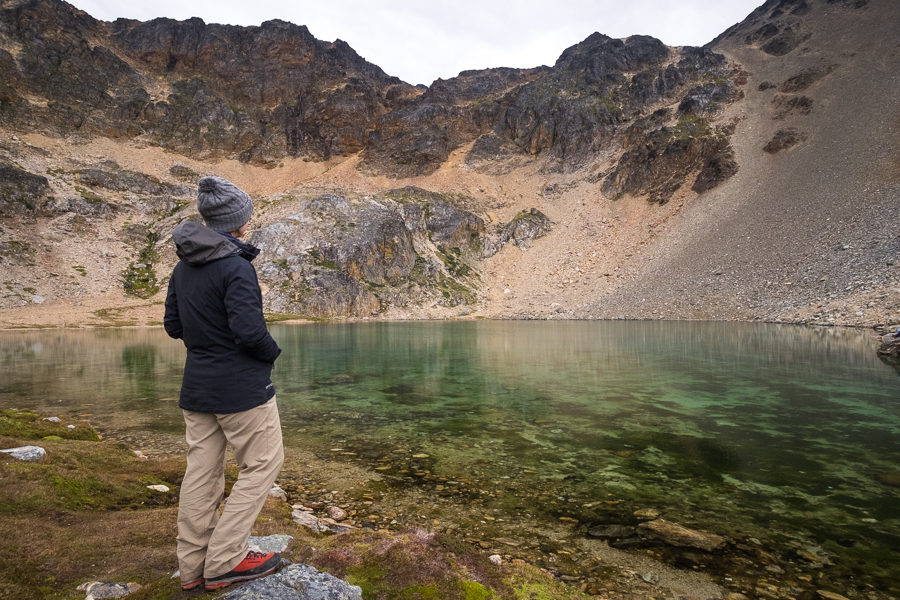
196,176,253,232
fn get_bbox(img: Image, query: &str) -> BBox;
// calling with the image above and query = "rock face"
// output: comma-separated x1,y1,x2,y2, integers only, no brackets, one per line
0,0,419,163
601,110,739,203
876,336,900,372
0,162,52,216
0,0,741,181
252,188,491,317
222,563,362,600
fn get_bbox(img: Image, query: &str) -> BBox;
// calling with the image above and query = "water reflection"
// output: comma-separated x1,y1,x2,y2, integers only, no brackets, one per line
0,322,898,591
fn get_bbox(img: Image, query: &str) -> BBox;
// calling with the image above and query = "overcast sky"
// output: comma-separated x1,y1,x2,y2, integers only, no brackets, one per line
67,0,763,86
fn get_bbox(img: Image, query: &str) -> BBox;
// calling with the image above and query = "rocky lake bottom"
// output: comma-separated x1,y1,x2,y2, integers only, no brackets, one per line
1,321,898,599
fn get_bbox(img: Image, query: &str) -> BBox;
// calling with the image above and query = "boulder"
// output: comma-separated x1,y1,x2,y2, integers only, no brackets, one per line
0,162,51,216
222,563,362,600
877,336,900,371
636,518,726,552
0,445,46,461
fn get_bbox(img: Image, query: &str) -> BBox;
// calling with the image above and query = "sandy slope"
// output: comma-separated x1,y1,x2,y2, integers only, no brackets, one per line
581,0,900,326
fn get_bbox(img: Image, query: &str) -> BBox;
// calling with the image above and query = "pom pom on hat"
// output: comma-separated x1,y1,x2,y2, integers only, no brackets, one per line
196,176,252,232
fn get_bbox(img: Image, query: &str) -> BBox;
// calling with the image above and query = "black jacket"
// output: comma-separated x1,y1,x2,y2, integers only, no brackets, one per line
164,221,281,413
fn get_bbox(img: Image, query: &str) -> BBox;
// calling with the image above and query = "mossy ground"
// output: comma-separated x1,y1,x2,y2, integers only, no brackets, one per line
0,410,590,600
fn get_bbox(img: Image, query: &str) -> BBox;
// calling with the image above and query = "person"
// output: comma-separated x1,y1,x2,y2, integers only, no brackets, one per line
164,175,284,591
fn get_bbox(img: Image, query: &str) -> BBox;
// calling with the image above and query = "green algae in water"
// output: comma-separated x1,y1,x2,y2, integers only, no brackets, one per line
0,321,898,594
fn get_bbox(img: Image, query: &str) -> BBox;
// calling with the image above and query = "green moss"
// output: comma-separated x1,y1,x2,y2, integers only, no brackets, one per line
672,114,712,140
0,409,99,441
345,564,388,597
74,185,105,204
401,584,442,599
437,246,471,278
436,274,476,305
461,580,494,600
307,248,339,270
72,265,87,276
122,230,160,299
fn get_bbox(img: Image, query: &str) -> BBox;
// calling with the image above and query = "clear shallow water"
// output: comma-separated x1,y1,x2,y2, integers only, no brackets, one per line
1,322,898,594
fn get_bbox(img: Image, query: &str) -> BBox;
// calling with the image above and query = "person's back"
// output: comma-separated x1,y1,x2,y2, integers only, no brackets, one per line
164,176,284,591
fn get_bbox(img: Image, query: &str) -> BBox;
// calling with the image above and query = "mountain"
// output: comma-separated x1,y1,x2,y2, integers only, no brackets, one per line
0,0,896,329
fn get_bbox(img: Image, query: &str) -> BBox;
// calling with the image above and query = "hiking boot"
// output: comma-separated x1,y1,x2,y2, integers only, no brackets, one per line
204,551,281,590
181,577,204,591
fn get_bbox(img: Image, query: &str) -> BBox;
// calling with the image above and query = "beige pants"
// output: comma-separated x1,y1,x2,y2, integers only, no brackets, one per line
176,397,284,583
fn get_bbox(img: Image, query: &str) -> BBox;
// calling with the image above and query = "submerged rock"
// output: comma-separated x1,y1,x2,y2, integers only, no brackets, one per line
586,524,636,540
636,518,726,551
0,445,46,461
875,471,900,487
291,507,355,534
222,563,362,600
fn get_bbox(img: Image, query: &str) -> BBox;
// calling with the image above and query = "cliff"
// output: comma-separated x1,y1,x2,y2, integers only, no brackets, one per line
0,0,897,327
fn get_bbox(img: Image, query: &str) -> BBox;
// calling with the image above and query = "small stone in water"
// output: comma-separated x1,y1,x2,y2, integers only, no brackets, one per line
326,506,348,521
412,453,430,459
633,508,661,520
817,591,851,600
44,416,61,422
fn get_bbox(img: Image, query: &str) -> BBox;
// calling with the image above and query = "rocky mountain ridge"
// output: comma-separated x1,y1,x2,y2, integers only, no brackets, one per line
0,0,897,328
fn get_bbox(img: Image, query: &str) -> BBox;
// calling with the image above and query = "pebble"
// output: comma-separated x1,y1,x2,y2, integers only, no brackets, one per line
146,484,169,493
0,445,46,461
488,554,502,565
269,484,288,500
633,507,661,520
326,506,348,521
44,416,61,422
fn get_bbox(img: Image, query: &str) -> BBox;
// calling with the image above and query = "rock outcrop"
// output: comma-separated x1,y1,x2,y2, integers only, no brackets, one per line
252,189,487,317
0,0,742,181
222,564,362,600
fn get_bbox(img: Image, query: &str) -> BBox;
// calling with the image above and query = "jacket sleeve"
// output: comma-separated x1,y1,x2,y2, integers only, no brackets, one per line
163,272,183,340
224,260,282,364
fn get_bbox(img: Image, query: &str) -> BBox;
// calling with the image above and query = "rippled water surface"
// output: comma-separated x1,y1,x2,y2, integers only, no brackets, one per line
1,321,898,594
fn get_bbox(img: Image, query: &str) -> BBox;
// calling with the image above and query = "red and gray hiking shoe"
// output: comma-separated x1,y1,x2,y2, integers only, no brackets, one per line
181,577,204,591
204,551,281,590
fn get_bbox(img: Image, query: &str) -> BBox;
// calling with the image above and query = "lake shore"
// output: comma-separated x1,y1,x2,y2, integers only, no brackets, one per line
1,408,732,600
2,324,897,600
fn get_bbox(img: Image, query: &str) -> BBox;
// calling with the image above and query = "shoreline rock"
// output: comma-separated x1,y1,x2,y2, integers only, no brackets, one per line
0,445,46,461
636,518,727,552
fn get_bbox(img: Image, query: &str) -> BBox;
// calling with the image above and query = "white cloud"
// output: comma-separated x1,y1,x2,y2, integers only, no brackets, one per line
67,0,762,85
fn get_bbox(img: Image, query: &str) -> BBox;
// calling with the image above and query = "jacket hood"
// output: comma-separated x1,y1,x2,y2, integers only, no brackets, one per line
172,221,239,266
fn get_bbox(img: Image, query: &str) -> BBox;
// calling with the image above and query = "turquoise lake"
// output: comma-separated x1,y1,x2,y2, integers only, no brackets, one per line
1,321,898,596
